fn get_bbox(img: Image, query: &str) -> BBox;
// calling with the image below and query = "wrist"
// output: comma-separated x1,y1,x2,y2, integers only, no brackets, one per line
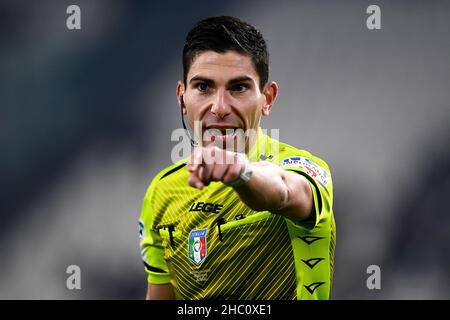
228,153,253,188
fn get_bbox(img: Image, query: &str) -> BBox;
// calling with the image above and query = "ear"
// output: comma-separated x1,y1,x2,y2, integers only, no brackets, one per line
261,81,278,116
177,81,187,115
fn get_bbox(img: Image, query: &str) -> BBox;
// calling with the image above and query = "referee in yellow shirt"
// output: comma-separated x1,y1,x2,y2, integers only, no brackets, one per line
139,16,335,300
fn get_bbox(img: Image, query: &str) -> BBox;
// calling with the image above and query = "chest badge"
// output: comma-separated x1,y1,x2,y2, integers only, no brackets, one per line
188,229,207,265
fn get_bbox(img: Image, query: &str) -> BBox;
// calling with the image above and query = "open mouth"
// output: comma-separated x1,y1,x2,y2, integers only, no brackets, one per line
203,126,246,149
205,127,240,136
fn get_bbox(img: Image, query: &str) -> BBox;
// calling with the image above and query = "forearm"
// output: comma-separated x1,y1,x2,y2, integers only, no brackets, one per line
233,161,314,221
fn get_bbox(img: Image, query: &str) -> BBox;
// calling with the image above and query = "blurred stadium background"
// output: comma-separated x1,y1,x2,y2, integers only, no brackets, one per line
1,0,449,299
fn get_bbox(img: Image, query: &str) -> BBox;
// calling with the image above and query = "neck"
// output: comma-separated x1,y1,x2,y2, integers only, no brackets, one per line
245,126,260,154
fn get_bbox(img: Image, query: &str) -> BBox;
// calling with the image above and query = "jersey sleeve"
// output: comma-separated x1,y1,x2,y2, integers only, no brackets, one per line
280,154,333,230
139,177,172,285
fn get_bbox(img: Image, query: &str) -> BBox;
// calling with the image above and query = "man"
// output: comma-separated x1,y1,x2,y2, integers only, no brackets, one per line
139,16,335,300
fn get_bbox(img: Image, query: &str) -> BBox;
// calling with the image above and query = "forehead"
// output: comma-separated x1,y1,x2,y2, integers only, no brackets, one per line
188,51,259,83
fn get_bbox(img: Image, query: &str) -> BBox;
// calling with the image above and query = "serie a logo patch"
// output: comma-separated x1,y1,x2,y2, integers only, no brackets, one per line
188,229,207,265
281,156,330,188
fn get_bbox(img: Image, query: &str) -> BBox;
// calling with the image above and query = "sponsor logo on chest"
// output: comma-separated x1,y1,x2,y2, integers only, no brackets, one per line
189,202,223,213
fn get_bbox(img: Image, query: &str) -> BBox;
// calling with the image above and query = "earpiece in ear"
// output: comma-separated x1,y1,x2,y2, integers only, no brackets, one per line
179,94,197,147
180,95,187,115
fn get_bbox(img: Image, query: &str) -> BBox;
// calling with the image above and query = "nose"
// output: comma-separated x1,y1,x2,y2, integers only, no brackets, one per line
210,89,231,119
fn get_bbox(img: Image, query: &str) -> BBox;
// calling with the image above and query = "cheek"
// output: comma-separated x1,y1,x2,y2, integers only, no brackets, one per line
241,103,262,127
184,99,202,120
245,98,263,119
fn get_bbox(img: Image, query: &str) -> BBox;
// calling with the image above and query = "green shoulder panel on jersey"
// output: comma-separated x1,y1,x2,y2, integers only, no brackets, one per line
139,158,187,285
144,158,188,199
276,140,333,229
271,138,336,299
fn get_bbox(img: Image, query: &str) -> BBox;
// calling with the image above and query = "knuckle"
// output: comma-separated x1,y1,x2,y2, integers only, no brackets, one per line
211,168,222,181
228,168,240,180
233,163,242,175
188,177,196,186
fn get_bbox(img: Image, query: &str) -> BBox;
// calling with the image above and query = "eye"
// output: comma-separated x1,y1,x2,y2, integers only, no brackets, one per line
231,83,249,92
196,83,208,92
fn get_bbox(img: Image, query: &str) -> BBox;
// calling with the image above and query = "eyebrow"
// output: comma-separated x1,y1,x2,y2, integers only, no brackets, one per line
189,76,214,85
228,76,254,85
189,75,254,86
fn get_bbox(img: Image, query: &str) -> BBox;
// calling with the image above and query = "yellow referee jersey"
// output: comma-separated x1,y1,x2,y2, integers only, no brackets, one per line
139,128,335,299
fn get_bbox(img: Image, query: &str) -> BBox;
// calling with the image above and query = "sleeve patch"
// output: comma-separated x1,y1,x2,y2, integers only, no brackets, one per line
281,156,330,188
138,219,145,240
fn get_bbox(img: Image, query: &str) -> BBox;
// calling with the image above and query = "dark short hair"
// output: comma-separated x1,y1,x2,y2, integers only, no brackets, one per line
183,16,269,91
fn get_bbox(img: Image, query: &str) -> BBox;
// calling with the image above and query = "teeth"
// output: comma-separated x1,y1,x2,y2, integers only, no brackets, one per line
206,128,236,136
223,129,236,135
205,128,222,136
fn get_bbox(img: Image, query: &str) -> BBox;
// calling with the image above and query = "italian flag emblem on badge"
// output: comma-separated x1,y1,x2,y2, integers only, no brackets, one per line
188,229,207,265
